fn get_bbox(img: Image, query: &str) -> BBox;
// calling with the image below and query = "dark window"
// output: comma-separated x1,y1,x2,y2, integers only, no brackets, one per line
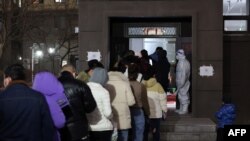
54,16,66,29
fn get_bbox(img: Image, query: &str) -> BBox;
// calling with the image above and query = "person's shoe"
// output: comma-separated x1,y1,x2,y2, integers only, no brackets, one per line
178,104,189,115
175,109,181,113
175,104,183,113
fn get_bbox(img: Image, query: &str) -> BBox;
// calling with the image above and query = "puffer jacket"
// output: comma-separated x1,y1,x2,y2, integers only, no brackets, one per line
215,104,236,128
33,71,69,141
33,71,68,129
87,82,113,131
87,67,113,131
106,71,135,130
143,78,167,118
58,71,96,141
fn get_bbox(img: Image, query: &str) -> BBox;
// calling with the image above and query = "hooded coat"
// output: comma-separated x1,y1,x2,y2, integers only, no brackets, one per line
33,71,69,141
106,71,135,129
87,67,113,131
143,78,167,118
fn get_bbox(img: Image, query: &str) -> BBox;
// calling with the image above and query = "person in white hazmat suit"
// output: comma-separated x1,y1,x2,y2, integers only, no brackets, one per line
175,49,191,115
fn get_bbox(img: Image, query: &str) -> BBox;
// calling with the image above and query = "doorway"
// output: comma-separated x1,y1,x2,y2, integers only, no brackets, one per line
109,17,192,111
129,38,177,109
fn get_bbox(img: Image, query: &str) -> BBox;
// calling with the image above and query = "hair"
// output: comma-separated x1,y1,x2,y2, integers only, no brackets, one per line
158,50,167,60
116,60,127,73
143,65,155,80
140,49,148,58
61,64,76,74
128,63,139,81
156,47,163,52
127,50,135,56
60,71,74,78
88,59,104,70
4,64,26,81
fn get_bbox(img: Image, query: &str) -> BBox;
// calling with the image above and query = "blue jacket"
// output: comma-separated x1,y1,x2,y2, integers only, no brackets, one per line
0,81,55,141
215,104,236,128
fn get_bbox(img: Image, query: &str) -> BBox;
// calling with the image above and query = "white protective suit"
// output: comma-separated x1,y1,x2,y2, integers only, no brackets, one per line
175,49,191,114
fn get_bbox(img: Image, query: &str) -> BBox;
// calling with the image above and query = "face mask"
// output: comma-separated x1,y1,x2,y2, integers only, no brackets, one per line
176,54,180,60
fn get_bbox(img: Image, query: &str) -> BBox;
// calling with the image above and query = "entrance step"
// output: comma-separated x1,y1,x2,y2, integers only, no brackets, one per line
160,132,216,141
159,116,217,141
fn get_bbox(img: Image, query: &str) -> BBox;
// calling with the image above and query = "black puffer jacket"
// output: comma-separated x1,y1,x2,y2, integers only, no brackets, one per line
58,71,96,141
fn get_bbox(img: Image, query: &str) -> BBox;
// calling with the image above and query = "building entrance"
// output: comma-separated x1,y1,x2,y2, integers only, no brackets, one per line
129,38,177,109
109,17,192,112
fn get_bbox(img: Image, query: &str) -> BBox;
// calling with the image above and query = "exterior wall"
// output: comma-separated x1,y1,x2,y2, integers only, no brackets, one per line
30,0,77,11
224,35,250,124
78,0,223,120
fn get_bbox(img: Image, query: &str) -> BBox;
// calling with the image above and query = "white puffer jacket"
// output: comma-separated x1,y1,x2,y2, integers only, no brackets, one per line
87,82,113,131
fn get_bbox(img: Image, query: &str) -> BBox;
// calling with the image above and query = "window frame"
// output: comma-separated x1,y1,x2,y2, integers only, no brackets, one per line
223,0,250,33
124,23,180,38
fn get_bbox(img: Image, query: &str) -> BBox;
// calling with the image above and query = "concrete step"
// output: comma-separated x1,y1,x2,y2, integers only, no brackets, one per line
161,117,216,133
157,116,217,141
160,132,217,141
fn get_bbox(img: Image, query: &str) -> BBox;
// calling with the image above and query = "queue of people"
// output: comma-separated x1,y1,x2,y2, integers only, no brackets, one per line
0,47,192,141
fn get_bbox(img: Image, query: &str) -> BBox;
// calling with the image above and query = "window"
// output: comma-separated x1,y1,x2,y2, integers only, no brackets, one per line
125,23,179,38
12,0,21,7
128,27,176,36
74,27,79,33
33,0,43,4
223,0,250,32
55,0,65,3
223,0,248,15
224,20,248,31
54,16,66,29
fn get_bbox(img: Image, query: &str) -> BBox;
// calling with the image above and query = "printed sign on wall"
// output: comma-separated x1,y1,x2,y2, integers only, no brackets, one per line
199,65,214,77
87,51,101,61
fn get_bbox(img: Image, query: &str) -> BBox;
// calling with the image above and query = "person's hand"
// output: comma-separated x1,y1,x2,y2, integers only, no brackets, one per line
175,89,179,95
162,111,167,120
